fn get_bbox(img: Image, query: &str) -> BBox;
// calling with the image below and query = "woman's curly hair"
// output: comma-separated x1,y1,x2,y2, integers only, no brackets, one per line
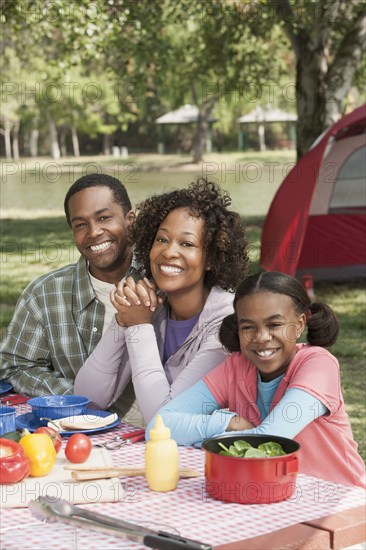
129,178,249,291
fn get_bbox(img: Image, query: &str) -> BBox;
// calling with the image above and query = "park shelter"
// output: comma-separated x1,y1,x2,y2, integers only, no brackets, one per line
260,103,366,281
238,106,297,151
155,104,216,153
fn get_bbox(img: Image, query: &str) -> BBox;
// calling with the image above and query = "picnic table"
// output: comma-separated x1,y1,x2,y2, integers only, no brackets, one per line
1,400,365,550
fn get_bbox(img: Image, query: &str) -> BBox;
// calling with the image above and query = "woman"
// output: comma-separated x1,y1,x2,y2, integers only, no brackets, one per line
74,178,249,423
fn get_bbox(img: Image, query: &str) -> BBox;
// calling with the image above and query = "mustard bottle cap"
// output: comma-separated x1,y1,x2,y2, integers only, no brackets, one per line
149,415,171,441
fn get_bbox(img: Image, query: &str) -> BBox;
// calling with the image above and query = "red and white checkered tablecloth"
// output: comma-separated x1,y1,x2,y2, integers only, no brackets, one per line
0,405,365,549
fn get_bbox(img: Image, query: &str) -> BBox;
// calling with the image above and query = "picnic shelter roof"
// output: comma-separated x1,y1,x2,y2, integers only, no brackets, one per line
156,104,216,124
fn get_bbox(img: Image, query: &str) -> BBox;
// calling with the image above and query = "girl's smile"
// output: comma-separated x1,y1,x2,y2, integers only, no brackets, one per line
237,291,306,381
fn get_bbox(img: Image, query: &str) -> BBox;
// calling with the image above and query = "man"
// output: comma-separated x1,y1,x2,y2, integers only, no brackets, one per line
0,173,142,424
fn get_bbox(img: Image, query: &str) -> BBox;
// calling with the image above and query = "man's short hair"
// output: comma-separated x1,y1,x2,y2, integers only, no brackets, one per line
64,173,132,225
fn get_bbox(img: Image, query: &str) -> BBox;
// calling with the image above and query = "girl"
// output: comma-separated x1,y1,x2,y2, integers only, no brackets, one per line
74,179,249,424
147,271,366,488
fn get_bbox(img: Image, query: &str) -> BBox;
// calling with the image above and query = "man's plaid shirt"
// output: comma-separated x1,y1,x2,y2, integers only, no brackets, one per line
0,257,106,396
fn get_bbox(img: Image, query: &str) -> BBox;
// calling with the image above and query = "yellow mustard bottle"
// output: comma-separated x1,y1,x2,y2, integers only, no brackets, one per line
145,414,179,492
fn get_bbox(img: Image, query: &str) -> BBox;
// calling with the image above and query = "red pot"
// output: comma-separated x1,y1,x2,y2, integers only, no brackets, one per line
203,434,300,505
0,438,30,484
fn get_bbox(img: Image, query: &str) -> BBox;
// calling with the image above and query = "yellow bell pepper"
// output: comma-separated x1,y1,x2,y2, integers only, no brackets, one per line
19,433,56,477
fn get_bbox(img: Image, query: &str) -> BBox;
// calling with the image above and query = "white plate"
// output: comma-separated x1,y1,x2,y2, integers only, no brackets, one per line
50,412,118,431
16,409,120,436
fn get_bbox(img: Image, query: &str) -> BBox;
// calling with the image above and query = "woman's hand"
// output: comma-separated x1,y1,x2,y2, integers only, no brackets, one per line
110,277,157,327
226,415,254,432
111,284,154,327
115,276,163,311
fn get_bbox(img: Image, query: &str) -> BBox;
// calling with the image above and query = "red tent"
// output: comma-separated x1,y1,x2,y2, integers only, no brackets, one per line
260,104,366,281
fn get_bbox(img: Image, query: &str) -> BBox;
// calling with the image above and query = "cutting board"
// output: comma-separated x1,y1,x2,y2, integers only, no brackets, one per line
0,447,124,509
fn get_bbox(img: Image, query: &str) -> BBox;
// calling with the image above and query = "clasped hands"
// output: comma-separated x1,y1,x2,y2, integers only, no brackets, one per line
111,276,163,327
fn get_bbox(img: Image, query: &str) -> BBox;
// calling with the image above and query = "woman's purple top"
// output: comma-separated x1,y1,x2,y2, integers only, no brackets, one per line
163,313,200,364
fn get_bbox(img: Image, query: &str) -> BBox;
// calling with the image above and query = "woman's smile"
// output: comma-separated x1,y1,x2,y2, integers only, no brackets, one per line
150,207,208,297
158,263,184,276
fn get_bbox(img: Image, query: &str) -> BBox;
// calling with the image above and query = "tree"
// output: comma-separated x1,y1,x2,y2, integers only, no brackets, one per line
0,1,294,162
154,1,287,162
0,1,142,157
0,48,27,159
270,0,366,158
4,0,363,162
0,0,160,157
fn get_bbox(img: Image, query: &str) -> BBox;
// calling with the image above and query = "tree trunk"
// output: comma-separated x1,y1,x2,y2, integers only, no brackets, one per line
71,126,80,157
192,113,207,163
102,133,113,155
46,110,61,159
191,86,218,163
295,40,327,159
1,118,12,159
324,12,366,126
60,128,67,157
29,128,39,157
271,2,366,160
12,119,20,160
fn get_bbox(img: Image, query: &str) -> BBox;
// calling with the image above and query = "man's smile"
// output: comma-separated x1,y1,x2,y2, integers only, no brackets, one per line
89,240,114,253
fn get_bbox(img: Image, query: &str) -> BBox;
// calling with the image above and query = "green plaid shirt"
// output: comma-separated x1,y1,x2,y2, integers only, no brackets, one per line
0,257,136,417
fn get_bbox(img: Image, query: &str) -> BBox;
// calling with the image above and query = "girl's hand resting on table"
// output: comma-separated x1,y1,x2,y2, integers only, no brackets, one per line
226,416,254,432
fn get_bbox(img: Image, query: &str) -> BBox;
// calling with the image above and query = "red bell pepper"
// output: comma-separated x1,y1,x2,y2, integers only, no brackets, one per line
0,437,30,484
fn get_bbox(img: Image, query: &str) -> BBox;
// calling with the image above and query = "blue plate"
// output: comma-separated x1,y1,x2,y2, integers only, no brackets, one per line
16,409,120,436
0,381,13,395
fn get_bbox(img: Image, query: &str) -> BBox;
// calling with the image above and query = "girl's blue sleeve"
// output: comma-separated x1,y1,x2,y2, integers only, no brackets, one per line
145,379,236,447
223,387,328,439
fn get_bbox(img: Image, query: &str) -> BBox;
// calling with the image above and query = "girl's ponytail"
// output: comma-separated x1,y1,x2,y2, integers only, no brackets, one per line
219,313,241,353
306,302,339,347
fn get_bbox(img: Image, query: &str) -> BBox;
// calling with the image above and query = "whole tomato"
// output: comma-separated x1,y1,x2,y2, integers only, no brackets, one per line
65,434,92,463
35,427,62,454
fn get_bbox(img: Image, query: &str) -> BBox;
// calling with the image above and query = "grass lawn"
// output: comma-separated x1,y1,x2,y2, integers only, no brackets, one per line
1,152,365,461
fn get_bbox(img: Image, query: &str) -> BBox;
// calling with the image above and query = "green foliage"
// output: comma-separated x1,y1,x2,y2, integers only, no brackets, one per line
0,0,300,159
1,0,364,160
155,0,288,111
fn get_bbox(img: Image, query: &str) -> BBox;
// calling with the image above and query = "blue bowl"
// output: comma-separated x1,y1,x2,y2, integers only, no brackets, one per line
0,406,16,436
28,395,90,422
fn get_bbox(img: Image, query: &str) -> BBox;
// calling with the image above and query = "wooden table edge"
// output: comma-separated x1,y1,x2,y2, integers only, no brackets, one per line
214,505,365,549
303,504,366,550
214,522,331,549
